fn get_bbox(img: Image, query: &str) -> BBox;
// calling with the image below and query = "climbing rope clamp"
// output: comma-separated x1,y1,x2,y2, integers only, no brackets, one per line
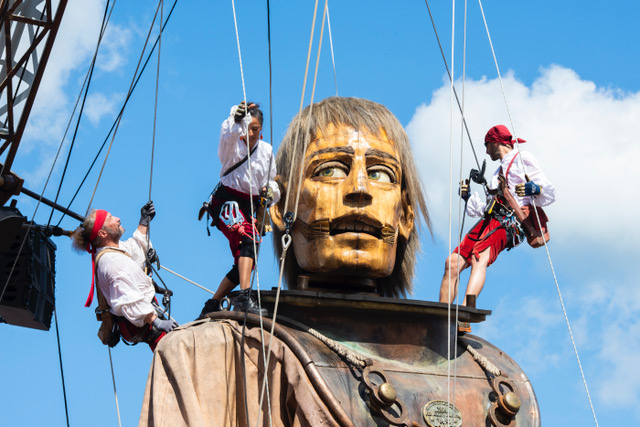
283,211,294,235
219,201,244,228
362,360,410,426
488,375,521,426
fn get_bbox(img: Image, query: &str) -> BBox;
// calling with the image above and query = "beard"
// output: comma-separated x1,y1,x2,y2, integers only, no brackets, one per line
105,223,124,241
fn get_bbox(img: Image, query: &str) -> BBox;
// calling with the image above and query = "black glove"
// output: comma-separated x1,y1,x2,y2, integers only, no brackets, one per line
152,317,178,333
152,279,172,296
234,101,247,123
470,160,487,185
139,201,156,226
459,179,470,202
259,186,274,206
146,248,160,267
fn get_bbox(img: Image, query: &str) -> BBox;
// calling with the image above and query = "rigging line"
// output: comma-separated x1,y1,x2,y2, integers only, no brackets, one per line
146,0,164,276
475,1,598,424
451,0,471,414
108,347,123,427
53,309,70,427
149,0,163,203
0,1,117,304
325,3,338,96
55,0,179,226
445,0,456,414
259,1,329,420
46,0,115,227
229,3,270,424
278,0,319,221
298,0,320,113
160,264,214,294
257,0,322,417
423,0,482,171
86,0,164,213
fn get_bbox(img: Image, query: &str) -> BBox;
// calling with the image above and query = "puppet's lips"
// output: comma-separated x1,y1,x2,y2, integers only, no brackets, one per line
330,215,382,238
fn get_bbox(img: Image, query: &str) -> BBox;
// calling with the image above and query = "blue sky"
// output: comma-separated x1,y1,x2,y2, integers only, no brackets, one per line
2,1,639,426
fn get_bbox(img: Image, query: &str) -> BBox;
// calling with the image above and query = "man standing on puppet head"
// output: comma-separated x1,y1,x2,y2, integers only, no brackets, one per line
271,96,430,297
439,125,556,309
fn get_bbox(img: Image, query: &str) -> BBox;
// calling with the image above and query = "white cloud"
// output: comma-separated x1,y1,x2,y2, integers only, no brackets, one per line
407,65,640,255
12,1,133,188
84,92,122,125
410,66,640,416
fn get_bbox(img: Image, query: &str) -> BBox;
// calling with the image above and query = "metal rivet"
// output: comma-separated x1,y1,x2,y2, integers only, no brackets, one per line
378,382,397,404
502,391,521,414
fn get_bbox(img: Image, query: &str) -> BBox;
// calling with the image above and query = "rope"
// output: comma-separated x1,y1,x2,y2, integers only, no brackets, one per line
0,1,118,304
325,4,338,96
445,0,457,415
53,309,70,427
86,0,164,213
257,0,323,419
107,347,123,427
229,3,272,425
149,0,163,203
55,0,180,226
160,265,214,294
477,1,598,425
423,0,482,171
278,315,367,368
465,343,501,377
46,0,114,227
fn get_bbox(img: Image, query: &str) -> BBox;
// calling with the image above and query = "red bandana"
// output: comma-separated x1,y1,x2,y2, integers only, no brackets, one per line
484,125,526,146
84,209,108,307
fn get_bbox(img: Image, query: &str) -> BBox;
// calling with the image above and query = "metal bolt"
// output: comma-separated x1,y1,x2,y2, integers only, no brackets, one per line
500,391,521,416
378,382,397,405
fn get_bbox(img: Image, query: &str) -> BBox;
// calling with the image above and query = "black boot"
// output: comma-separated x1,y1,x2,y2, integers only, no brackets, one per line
234,288,267,316
197,298,220,320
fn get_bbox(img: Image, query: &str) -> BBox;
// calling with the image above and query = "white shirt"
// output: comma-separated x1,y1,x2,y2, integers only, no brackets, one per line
467,149,556,217
96,229,155,327
218,110,280,206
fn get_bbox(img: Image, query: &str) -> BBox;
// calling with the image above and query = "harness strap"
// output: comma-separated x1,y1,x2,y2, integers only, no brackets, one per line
504,151,520,187
93,248,132,314
221,141,259,177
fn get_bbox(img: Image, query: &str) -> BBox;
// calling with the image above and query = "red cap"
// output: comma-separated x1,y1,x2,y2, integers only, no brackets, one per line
484,125,526,146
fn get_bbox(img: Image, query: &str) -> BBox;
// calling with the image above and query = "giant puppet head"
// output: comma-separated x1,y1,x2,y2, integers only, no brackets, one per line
271,97,430,297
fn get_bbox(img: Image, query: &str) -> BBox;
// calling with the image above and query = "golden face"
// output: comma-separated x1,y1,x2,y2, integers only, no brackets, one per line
284,124,413,278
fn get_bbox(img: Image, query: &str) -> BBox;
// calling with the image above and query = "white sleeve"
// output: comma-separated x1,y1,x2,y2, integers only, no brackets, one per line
119,229,151,268
521,151,556,206
218,112,251,170
465,192,486,217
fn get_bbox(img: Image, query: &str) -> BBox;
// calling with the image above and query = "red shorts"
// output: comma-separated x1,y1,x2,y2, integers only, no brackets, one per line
211,186,261,264
453,217,507,267
118,319,166,352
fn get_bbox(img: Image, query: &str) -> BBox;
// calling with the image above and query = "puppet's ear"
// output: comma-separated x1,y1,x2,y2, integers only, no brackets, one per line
398,190,414,241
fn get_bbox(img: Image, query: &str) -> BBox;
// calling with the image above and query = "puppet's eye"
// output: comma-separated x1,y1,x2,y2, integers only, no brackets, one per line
314,162,348,178
367,166,395,183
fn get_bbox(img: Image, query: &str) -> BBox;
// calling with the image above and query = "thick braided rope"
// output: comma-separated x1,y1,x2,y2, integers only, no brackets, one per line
465,343,501,377
277,315,366,368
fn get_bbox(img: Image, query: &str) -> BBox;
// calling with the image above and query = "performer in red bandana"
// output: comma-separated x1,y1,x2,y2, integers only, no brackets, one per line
439,125,556,317
72,201,177,351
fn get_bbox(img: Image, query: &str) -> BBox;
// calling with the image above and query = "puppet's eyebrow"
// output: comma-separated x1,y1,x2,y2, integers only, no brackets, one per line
306,145,355,161
365,148,399,163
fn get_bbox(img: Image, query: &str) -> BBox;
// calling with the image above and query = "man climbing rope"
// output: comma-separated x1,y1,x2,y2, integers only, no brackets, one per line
439,125,556,312
72,201,177,351
198,101,280,318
